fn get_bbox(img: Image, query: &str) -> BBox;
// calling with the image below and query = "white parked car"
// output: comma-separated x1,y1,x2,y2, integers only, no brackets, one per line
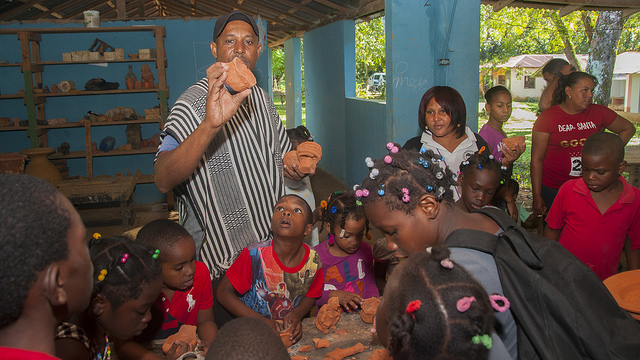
366,72,386,92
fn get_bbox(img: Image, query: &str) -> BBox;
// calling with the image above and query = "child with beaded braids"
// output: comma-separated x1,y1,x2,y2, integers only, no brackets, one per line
359,143,518,359
55,235,163,360
376,248,509,360
313,191,379,310
456,149,503,214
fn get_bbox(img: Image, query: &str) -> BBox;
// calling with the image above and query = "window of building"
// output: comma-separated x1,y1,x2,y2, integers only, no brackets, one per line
497,75,506,86
524,75,536,89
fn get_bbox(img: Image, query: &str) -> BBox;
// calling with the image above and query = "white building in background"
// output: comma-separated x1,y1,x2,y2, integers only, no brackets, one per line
484,52,640,113
611,52,640,113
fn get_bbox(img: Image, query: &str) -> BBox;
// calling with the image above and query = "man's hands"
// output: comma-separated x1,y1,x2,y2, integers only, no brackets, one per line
203,62,251,131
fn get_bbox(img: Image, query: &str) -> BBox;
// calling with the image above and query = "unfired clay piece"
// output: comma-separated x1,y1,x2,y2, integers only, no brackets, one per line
225,57,256,93
296,142,322,174
502,135,525,150
279,327,295,348
359,297,381,324
313,338,330,349
162,324,197,354
368,348,393,360
315,296,342,334
323,342,365,360
299,345,311,352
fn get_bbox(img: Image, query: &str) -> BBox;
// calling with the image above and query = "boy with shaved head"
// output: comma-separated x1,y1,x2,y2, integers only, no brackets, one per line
545,132,640,279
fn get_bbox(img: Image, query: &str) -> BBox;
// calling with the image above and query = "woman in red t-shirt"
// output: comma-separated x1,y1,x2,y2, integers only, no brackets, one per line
531,71,635,216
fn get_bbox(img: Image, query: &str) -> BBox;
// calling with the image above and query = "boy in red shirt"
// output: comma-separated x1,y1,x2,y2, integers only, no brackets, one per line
544,132,640,280
217,194,323,345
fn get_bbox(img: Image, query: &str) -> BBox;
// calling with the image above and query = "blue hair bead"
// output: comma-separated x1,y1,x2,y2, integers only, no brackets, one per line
420,147,427,154
477,164,482,170
426,185,434,192
330,206,337,214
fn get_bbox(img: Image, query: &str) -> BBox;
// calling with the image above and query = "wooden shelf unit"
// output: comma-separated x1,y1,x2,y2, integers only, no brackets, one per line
0,25,168,183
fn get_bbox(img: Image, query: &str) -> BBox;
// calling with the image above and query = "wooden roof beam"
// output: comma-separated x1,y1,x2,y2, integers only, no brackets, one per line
313,0,349,13
559,5,583,16
0,0,42,21
492,0,515,12
33,0,81,20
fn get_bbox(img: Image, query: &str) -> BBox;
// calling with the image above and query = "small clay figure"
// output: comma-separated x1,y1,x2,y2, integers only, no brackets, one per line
315,296,342,334
279,327,294,348
299,345,311,352
225,57,256,93
368,348,393,360
296,142,322,174
324,342,366,360
359,297,381,324
312,338,330,349
140,64,155,89
162,324,197,354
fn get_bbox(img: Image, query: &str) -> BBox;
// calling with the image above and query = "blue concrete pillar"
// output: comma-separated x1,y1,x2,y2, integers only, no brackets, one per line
284,37,303,128
386,0,481,143
304,20,355,180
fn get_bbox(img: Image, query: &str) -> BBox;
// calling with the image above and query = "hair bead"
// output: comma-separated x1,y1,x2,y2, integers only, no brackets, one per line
152,249,160,259
120,253,129,264
97,269,107,282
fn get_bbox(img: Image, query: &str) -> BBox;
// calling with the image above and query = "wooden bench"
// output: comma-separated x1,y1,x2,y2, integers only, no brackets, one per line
57,176,136,231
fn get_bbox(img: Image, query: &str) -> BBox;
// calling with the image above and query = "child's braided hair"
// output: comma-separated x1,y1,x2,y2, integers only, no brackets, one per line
89,234,161,310
319,190,369,237
359,143,457,214
384,247,495,360
458,148,503,184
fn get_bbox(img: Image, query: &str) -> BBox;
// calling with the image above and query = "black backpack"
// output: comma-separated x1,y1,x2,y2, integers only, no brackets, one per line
445,207,640,360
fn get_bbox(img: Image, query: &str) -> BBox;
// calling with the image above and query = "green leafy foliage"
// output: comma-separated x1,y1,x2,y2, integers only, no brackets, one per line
355,17,386,87
480,5,640,66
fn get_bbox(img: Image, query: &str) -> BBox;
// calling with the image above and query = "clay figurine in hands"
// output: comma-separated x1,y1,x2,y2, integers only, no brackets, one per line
225,57,256,93
360,297,381,324
315,296,342,334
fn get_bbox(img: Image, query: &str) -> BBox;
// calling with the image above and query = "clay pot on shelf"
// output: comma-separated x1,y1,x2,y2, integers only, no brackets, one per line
21,147,62,185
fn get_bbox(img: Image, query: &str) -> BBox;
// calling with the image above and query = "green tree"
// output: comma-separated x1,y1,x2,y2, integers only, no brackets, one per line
272,47,285,91
355,17,385,85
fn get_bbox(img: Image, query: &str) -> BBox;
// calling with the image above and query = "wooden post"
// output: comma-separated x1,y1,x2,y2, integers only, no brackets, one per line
117,0,126,19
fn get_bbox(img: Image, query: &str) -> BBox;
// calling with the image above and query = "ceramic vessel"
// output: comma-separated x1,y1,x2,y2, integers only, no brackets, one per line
21,147,62,185
125,65,137,90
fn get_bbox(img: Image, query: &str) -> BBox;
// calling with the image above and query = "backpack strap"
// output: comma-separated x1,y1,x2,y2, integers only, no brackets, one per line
449,207,544,269
445,228,498,255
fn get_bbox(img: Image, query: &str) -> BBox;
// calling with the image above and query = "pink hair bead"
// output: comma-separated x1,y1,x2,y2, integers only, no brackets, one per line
384,155,392,164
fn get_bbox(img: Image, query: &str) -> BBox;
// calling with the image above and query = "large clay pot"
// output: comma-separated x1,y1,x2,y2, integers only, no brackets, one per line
21,147,62,185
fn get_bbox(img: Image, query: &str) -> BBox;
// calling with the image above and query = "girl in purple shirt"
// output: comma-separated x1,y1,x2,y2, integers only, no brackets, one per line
314,191,379,310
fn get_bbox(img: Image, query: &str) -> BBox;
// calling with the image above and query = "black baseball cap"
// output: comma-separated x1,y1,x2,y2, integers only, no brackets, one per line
213,10,259,41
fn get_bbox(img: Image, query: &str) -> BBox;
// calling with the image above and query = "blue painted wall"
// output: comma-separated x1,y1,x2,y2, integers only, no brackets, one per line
387,0,481,145
304,20,354,182
302,0,481,187
0,17,272,203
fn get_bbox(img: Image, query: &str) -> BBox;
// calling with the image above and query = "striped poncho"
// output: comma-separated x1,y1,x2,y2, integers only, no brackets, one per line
159,78,291,278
